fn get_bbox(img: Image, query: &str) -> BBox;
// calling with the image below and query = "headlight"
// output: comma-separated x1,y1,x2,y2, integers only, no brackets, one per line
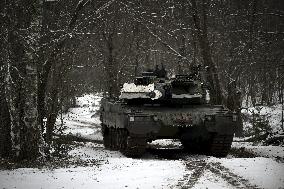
233,114,237,122
152,115,158,121
205,115,214,121
129,116,135,122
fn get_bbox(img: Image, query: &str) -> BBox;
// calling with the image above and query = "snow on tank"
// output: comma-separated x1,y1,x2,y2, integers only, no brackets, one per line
172,94,202,99
119,83,162,100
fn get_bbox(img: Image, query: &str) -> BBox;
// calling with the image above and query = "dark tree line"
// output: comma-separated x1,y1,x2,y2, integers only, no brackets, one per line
0,0,116,160
0,0,283,160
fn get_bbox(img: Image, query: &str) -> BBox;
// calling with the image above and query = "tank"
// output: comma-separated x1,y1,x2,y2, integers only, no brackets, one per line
100,66,238,157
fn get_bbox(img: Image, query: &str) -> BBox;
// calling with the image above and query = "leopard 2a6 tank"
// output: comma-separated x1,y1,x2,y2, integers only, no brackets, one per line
100,67,238,157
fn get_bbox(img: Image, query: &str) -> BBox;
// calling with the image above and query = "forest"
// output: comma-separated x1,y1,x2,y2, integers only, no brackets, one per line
0,0,283,161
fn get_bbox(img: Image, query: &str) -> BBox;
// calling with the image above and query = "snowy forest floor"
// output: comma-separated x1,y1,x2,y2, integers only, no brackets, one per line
0,94,284,189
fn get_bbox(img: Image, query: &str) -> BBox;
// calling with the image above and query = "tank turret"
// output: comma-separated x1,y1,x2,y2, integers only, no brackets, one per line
119,66,206,105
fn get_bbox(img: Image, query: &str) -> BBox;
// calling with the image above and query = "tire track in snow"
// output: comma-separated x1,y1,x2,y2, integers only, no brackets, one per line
175,156,261,189
208,161,261,189
146,146,262,189
175,158,207,189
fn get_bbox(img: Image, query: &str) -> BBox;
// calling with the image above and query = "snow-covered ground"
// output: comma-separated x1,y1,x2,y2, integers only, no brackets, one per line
232,141,284,160
211,157,284,189
69,143,186,189
0,142,186,189
59,94,103,141
242,104,284,134
1,94,284,189
234,103,284,163
191,170,233,189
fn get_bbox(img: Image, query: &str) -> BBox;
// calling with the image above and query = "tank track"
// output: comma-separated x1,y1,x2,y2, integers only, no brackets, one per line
103,123,233,157
102,126,146,157
122,137,147,157
209,134,234,157
102,125,110,149
181,134,233,157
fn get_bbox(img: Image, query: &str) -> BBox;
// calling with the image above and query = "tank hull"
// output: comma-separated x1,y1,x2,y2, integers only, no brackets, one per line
100,99,237,157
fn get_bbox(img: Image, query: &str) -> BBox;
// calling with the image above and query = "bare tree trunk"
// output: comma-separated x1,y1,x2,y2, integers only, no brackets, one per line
191,0,224,105
1,0,41,160
21,64,41,159
104,32,119,98
0,20,12,157
45,56,65,146
37,0,93,142
248,0,257,106
0,48,11,157
0,95,11,158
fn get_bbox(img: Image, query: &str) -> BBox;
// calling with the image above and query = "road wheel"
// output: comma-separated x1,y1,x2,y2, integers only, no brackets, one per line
103,127,110,149
109,128,114,150
209,134,233,157
122,136,146,158
110,128,118,150
117,129,124,150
